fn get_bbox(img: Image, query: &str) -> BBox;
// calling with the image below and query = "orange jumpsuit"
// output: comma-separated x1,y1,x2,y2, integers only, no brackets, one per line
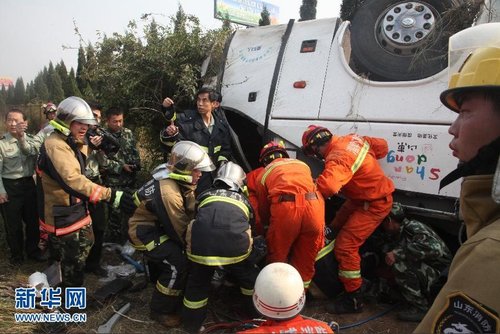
246,167,265,236
317,134,394,293
238,315,334,333
255,158,324,288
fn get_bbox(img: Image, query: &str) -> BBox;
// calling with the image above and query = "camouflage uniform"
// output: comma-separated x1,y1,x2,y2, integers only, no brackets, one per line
388,218,452,311
98,127,140,243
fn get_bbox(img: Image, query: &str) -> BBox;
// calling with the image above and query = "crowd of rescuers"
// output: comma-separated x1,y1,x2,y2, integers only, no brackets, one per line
2,30,499,332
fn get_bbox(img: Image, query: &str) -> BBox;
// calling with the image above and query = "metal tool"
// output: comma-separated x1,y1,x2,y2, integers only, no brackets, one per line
97,302,131,334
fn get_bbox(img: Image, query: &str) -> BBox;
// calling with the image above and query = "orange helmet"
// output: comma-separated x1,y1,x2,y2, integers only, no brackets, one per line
301,125,332,158
259,141,289,166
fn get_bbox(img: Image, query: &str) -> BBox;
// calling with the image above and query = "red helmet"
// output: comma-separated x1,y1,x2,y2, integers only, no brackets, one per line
301,125,332,157
259,141,289,166
41,102,57,114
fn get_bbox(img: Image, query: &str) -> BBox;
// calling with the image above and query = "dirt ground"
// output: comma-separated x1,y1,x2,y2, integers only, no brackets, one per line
0,244,418,334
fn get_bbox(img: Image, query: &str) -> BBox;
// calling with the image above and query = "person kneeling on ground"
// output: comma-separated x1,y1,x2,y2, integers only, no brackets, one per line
238,262,334,334
381,203,451,322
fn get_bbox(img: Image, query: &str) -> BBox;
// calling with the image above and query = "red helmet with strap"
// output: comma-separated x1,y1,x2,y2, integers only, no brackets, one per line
259,141,289,166
42,102,57,113
301,125,332,157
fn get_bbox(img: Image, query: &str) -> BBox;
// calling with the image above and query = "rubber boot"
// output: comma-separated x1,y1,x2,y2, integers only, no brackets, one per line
326,288,364,314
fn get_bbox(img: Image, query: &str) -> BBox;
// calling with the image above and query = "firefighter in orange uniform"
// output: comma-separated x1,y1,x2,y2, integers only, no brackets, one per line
246,166,264,236
254,141,324,288
302,125,394,314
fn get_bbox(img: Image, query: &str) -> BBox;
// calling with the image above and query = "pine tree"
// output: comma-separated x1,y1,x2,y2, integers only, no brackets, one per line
56,61,70,98
50,71,64,103
299,0,317,21
13,77,25,105
76,46,87,92
34,73,49,101
340,0,358,21
67,68,82,97
259,6,271,26
25,81,36,103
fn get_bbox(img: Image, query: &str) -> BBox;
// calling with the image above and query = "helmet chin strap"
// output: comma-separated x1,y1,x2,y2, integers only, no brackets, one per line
440,137,500,190
152,164,194,184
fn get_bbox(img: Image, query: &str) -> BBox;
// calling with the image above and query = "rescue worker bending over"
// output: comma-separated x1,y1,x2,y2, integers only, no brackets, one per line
159,87,232,195
238,262,334,334
302,125,394,314
127,141,214,328
253,141,325,289
182,161,259,333
381,203,451,322
36,96,135,288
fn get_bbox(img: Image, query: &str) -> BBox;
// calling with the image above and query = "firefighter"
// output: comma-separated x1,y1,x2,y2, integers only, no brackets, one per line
301,125,394,314
36,96,135,288
416,24,500,333
127,141,215,329
253,141,325,289
182,161,259,333
238,262,334,333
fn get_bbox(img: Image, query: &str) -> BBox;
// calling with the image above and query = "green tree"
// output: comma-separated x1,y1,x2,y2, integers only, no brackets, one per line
25,81,36,103
6,85,15,105
50,71,65,103
34,73,49,102
67,68,82,97
13,77,25,105
76,46,87,92
56,60,71,97
259,6,271,26
340,0,358,21
300,0,317,21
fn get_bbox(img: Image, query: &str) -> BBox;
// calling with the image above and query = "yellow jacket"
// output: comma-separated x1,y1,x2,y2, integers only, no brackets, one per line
39,131,112,229
415,174,500,333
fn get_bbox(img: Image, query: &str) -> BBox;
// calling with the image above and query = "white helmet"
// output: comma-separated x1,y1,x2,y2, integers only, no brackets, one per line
167,141,215,174
214,161,246,192
253,263,305,319
55,96,97,128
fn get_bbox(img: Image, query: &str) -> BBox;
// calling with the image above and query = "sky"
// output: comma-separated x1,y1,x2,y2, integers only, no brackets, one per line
0,0,341,85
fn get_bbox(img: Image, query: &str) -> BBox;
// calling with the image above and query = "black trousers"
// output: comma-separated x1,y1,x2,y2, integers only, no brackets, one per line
86,201,106,270
182,259,258,332
0,177,39,262
147,240,189,315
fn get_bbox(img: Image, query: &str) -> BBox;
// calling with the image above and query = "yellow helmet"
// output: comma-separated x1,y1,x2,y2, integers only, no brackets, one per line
440,23,500,112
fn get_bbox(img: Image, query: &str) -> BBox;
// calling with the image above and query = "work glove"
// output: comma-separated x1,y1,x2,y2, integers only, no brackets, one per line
110,189,139,215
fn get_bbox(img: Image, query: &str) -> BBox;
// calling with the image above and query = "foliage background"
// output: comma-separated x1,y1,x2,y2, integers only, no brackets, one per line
0,6,233,181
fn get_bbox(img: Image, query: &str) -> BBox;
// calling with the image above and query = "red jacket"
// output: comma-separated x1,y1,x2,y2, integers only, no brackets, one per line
238,315,334,333
317,134,394,200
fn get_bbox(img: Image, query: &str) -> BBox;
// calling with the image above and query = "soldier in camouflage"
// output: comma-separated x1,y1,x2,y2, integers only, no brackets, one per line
98,107,141,244
381,202,452,322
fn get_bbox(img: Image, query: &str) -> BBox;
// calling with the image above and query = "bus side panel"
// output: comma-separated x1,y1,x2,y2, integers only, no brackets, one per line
266,119,460,198
221,24,287,126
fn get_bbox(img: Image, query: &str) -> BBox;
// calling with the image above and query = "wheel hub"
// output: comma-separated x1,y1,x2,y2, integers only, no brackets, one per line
377,1,437,55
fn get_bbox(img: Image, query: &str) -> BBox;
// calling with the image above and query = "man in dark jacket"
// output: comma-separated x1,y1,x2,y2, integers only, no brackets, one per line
160,87,232,195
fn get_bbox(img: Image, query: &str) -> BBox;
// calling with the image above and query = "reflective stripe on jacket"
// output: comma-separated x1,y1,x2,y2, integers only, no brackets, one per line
186,188,253,266
38,131,112,227
128,178,196,248
317,134,394,200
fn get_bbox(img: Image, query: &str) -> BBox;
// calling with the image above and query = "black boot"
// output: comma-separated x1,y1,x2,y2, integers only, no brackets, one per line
326,289,364,314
